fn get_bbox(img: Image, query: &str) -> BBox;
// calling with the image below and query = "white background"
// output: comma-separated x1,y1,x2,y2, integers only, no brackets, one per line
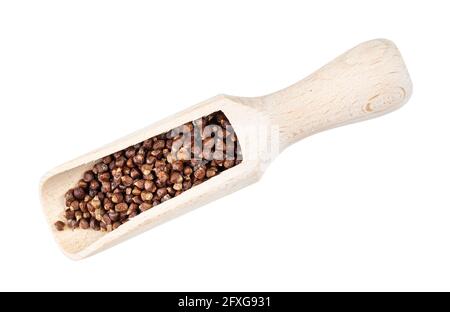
0,0,449,291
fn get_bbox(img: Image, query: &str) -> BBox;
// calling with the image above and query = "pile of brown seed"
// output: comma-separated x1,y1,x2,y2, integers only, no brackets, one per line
55,111,242,232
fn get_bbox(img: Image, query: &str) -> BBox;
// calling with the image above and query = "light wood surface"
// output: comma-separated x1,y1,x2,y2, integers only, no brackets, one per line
40,39,412,259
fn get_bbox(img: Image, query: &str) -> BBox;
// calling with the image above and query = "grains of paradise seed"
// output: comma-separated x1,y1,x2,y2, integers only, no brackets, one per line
60,111,241,232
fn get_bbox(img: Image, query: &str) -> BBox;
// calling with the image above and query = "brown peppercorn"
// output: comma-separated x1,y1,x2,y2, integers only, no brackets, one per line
102,214,112,225
95,163,109,174
90,219,100,231
86,202,95,213
170,171,183,184
78,179,88,189
126,158,135,168
83,171,95,182
115,202,128,213
70,200,80,211
206,167,218,178
98,172,110,182
79,201,87,212
111,193,124,204
112,167,122,179
183,166,193,176
143,139,153,150
79,218,89,229
90,196,101,209
133,154,145,165
121,175,133,186
104,199,114,211
97,192,105,201
101,181,111,193
155,159,166,168
73,187,85,200
54,221,65,231
134,179,145,189
65,210,75,220
172,160,184,172
125,147,136,158
95,208,105,221
115,156,126,168
146,155,157,165
125,194,133,203
75,211,83,221
88,189,98,198
144,180,156,192
112,222,121,230
102,155,113,165
128,203,138,215
182,180,192,191
194,167,206,180
139,202,152,212
156,171,169,184
156,188,167,198
108,211,120,222
153,139,165,150
130,168,141,179
166,187,176,196
89,179,100,190
141,164,153,176
65,189,75,202
173,183,183,191
161,194,171,202
132,195,143,204
140,191,153,202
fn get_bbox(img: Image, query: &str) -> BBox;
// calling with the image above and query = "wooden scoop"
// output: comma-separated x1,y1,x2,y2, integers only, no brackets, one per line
40,39,412,259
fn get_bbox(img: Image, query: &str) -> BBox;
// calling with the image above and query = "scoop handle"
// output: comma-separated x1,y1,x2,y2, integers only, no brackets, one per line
257,39,412,150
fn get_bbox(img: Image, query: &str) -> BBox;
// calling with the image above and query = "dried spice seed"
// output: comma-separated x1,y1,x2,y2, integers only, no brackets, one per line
156,188,167,198
206,167,218,178
89,180,100,190
54,221,65,231
98,172,110,182
170,172,183,184
95,163,109,174
173,183,183,191
115,202,128,213
70,200,80,211
140,191,153,202
83,171,95,182
172,160,184,172
90,219,100,231
194,167,206,180
78,180,88,189
139,202,152,212
111,193,124,204
60,111,241,232
144,180,156,192
109,211,119,222
80,218,89,229
183,166,193,176
73,187,85,200
141,164,153,176
121,175,133,186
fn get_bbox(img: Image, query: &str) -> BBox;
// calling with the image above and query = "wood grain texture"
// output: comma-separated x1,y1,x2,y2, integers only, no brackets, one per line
40,39,412,259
